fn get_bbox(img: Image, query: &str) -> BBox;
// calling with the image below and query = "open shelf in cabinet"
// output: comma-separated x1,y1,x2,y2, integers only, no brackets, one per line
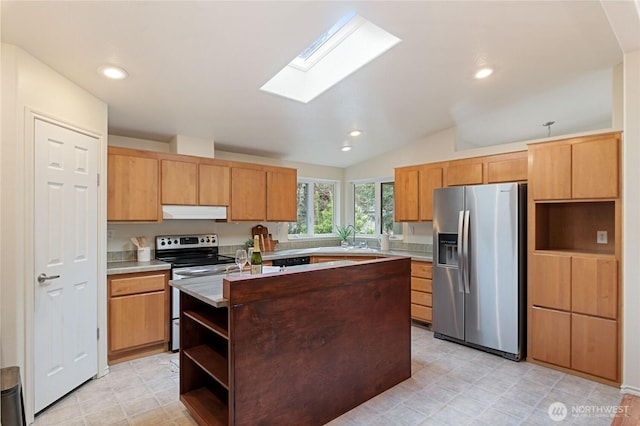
534,201,615,255
181,387,228,426
183,344,229,389
184,310,228,339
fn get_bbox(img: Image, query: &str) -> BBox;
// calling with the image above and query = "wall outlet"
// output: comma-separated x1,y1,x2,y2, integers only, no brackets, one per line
596,230,608,244
107,230,115,240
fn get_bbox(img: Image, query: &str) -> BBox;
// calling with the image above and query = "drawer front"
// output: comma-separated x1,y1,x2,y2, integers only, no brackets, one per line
110,273,166,297
411,304,432,322
411,290,432,307
411,261,432,278
411,277,432,293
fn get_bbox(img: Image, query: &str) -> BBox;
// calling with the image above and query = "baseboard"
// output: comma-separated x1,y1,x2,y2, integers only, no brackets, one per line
621,385,640,397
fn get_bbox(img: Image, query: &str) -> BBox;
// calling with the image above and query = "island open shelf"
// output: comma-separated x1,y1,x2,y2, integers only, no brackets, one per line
172,257,412,426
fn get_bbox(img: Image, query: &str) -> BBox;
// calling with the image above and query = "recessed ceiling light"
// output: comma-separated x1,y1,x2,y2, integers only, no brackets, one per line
349,129,363,137
98,65,128,80
341,145,352,152
260,13,401,103
474,67,494,79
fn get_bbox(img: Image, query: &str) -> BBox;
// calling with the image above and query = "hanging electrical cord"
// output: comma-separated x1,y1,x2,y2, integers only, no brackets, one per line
543,121,555,137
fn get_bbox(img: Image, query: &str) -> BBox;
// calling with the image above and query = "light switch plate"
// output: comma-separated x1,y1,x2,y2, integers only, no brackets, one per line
596,230,608,244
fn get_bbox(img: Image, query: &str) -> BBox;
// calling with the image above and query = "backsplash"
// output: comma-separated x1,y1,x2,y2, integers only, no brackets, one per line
107,238,432,263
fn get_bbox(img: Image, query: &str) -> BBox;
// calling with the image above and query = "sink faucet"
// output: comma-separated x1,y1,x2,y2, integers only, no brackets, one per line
345,224,356,246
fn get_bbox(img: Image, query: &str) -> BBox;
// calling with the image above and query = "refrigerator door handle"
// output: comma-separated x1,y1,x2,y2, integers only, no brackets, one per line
457,210,465,293
463,210,470,294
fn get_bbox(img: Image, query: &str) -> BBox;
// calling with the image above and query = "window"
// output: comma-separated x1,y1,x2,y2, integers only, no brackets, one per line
353,180,402,236
288,179,338,237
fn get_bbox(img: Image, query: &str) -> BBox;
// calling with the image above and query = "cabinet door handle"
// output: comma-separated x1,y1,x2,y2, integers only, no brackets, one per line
37,273,60,285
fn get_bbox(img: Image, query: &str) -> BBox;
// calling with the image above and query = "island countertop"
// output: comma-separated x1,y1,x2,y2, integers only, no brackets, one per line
169,260,357,308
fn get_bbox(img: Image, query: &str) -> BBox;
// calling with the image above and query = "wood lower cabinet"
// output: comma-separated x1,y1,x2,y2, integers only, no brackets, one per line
108,271,170,363
571,313,617,381
107,147,160,222
530,307,571,368
410,261,432,323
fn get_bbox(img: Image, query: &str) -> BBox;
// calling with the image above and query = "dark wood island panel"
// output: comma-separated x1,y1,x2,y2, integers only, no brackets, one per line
179,257,412,426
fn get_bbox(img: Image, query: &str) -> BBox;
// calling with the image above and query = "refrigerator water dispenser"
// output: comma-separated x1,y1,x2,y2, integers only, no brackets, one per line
438,233,458,266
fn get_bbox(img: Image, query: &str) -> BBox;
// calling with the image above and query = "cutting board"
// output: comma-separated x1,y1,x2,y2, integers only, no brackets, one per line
251,225,277,252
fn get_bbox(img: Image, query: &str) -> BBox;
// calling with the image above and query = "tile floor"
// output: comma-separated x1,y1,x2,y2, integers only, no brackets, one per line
34,325,624,425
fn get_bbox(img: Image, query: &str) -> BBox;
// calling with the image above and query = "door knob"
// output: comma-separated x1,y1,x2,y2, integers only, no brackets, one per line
37,273,60,284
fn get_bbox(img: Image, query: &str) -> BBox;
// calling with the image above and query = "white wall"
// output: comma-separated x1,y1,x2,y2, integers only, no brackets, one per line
622,49,640,395
0,44,108,422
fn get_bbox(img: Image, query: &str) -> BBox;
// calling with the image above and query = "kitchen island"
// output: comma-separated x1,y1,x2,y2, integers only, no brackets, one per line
171,257,411,426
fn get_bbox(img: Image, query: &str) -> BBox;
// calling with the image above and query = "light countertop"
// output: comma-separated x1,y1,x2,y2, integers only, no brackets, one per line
106,247,431,276
170,260,356,308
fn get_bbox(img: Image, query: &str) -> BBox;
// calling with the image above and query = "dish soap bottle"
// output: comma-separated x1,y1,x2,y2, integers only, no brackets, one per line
250,235,262,275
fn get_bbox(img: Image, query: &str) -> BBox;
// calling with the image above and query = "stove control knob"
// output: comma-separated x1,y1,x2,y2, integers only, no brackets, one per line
174,239,178,244
161,241,165,246
200,238,204,243
167,240,172,245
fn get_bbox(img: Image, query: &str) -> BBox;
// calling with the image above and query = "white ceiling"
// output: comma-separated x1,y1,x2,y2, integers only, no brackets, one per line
1,1,624,168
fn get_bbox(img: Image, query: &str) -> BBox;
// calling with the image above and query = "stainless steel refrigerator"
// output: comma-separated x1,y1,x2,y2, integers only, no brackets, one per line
432,182,526,361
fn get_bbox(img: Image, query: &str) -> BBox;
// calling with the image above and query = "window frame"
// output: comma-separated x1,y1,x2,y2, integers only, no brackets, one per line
287,177,341,239
349,177,402,239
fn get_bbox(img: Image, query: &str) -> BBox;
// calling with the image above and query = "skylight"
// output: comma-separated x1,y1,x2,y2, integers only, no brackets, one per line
260,13,401,104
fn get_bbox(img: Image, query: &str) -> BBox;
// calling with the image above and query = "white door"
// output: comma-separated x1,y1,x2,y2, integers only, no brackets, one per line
34,119,98,412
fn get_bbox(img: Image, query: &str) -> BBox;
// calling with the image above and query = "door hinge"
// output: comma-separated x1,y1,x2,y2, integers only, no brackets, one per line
97,174,100,186
97,328,100,340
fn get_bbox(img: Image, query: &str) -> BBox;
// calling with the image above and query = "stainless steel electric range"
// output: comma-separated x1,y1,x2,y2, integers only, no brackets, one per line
155,234,235,351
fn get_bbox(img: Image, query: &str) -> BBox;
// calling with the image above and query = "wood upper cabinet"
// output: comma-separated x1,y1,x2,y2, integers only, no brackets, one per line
529,132,620,200
230,166,266,221
108,271,169,361
394,151,525,222
199,163,230,206
529,143,572,200
487,157,528,183
394,168,419,221
446,162,483,186
266,167,297,221
572,136,619,199
229,165,297,222
419,166,443,221
161,157,230,206
107,147,160,222
161,159,197,205
394,165,443,222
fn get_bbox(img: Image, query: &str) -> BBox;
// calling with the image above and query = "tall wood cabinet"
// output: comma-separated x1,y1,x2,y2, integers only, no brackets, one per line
527,132,621,384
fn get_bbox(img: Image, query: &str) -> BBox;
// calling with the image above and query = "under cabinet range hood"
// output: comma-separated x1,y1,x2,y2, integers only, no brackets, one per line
162,205,227,220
